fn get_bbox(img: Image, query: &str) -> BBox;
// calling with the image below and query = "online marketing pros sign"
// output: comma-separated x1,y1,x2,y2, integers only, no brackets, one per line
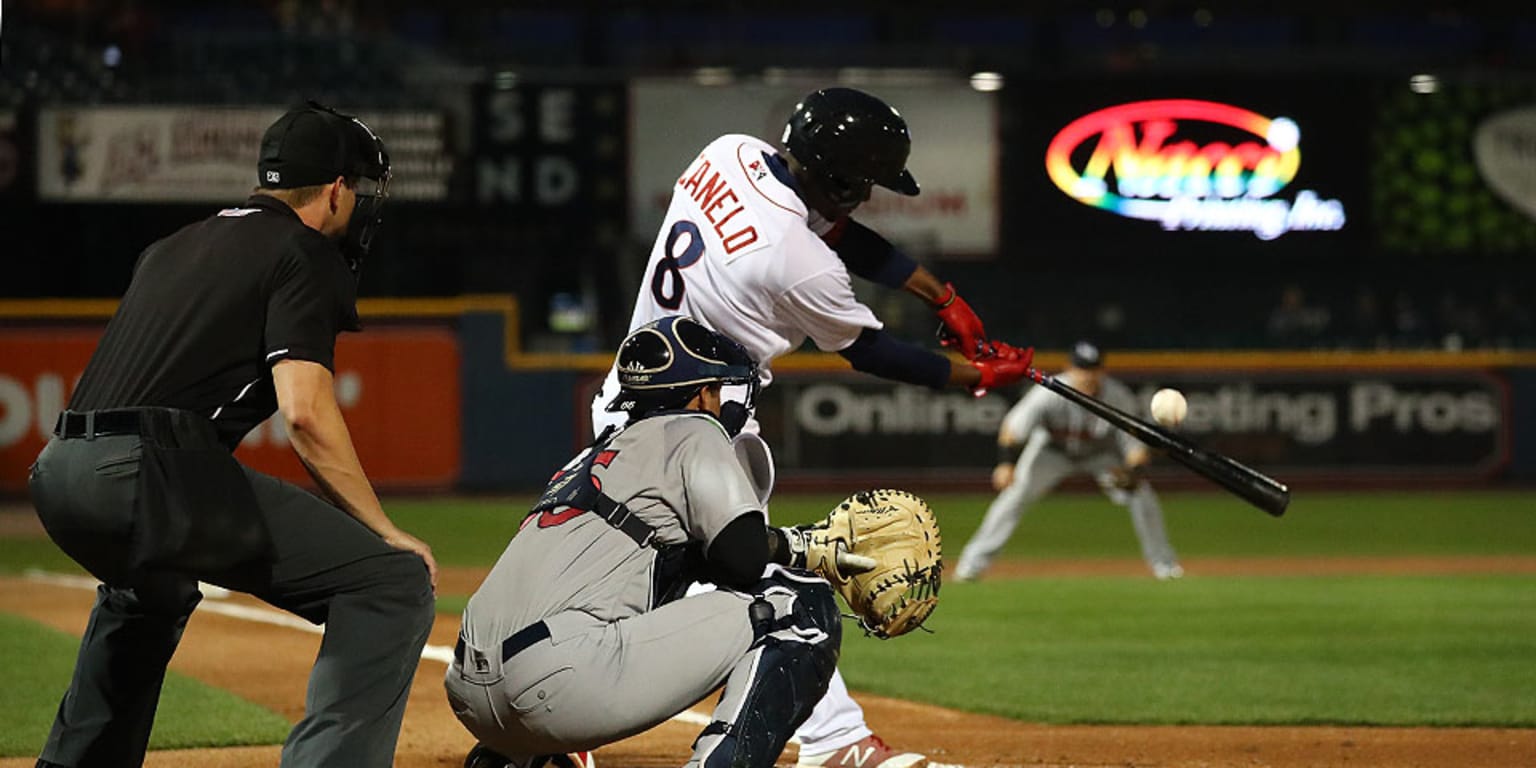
1045,99,1346,240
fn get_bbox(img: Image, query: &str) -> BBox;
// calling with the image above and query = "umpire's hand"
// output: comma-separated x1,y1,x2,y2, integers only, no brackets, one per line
383,528,439,592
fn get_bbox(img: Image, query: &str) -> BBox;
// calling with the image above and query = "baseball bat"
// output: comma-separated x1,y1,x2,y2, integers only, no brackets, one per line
1029,371,1291,517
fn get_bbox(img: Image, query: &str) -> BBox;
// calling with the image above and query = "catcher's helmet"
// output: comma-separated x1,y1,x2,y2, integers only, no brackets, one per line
607,316,758,429
781,87,920,209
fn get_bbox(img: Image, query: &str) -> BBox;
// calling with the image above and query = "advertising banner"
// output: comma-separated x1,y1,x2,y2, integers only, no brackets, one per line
0,328,462,494
629,78,999,257
756,369,1508,481
36,106,456,202
1003,76,1371,264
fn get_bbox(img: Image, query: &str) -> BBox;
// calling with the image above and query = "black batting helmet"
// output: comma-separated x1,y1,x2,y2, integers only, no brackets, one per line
781,87,920,208
607,316,758,428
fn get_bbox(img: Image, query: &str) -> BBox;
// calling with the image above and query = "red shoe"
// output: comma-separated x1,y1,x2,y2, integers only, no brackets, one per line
560,752,596,768
794,734,926,768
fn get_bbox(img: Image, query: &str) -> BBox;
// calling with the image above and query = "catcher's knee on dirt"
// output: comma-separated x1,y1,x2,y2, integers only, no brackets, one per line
690,569,842,768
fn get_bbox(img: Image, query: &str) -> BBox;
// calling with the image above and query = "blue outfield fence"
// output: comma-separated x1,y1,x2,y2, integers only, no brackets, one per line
4,297,1536,495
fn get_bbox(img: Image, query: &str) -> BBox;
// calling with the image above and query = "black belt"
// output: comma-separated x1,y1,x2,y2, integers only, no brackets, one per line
454,620,551,666
54,409,145,440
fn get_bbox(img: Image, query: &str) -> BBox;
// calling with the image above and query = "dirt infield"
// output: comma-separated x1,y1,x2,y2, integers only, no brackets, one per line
3,563,1535,768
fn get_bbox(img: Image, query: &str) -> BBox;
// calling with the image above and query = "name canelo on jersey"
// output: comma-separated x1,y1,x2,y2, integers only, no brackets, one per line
677,156,759,255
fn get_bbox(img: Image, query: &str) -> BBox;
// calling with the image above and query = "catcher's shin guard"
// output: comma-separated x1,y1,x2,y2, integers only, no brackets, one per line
689,570,842,768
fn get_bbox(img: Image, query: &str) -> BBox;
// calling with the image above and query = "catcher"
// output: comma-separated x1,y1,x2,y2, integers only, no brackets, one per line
446,317,941,768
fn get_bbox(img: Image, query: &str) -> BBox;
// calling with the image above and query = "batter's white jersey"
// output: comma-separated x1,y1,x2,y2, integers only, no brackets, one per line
620,134,882,387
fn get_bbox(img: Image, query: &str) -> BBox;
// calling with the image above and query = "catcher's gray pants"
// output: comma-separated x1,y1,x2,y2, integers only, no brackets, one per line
29,435,435,768
955,439,1179,579
447,573,838,765
448,591,756,758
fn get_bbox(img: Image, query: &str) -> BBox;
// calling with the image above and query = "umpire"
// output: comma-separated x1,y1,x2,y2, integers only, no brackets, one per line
27,101,437,768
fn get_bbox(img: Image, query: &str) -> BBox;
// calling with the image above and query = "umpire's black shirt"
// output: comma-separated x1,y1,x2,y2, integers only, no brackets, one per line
69,194,361,449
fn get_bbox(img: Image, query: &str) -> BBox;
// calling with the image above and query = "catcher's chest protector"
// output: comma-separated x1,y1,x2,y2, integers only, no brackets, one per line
528,436,703,607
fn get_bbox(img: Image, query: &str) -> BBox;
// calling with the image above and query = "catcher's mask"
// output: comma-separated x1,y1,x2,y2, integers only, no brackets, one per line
781,87,920,215
259,100,391,277
607,316,759,435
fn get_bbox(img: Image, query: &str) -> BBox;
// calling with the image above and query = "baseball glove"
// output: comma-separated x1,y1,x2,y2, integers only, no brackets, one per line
783,489,943,638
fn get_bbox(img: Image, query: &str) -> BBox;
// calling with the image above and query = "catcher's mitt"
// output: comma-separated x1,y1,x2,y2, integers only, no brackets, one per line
787,489,943,638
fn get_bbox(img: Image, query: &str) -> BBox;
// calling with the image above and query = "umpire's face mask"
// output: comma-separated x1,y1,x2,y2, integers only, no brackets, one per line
337,111,390,280
342,168,389,279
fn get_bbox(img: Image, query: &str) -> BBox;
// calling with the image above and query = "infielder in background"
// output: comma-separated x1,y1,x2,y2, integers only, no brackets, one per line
450,317,857,768
591,87,1035,768
954,341,1184,582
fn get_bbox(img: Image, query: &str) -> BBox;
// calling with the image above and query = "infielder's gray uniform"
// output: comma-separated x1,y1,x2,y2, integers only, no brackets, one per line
447,412,839,764
955,376,1181,580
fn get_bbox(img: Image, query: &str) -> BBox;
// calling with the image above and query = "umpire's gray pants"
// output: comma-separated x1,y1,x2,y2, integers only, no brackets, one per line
28,435,435,768
955,439,1179,579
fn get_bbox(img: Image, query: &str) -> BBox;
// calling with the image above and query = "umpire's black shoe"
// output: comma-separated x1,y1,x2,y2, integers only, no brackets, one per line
465,743,514,768
466,744,596,768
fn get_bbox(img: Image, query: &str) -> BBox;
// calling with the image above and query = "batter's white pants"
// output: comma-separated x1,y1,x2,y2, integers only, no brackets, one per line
954,438,1180,580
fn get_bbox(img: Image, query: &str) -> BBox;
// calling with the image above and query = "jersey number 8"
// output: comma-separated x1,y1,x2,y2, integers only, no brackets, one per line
650,220,705,311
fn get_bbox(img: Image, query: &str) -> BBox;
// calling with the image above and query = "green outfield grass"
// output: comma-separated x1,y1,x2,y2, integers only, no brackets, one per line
837,574,1536,726
0,613,291,757
377,490,1536,567
398,491,1536,726
5,489,1535,732
0,537,84,576
7,490,1534,575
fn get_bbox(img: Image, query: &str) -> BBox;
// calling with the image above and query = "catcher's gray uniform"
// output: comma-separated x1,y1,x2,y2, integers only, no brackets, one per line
447,412,840,766
955,375,1182,580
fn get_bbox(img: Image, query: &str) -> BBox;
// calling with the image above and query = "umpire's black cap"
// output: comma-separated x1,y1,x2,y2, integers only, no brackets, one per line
1069,340,1103,369
258,101,387,189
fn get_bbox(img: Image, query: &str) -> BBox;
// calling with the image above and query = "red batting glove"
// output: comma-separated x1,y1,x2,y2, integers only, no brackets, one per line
970,345,1036,397
934,283,990,360
988,341,1035,363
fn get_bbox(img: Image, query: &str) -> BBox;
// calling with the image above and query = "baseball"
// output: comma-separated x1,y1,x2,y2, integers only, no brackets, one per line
1150,388,1188,428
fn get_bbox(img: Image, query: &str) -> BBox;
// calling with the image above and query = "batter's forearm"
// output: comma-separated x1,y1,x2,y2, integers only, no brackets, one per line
903,265,950,305
839,327,952,389
949,359,982,388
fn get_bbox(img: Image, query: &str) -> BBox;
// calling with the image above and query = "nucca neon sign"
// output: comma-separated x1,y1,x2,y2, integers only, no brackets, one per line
1046,99,1346,239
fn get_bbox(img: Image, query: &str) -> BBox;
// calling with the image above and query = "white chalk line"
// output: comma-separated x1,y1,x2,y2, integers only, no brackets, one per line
21,570,711,727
